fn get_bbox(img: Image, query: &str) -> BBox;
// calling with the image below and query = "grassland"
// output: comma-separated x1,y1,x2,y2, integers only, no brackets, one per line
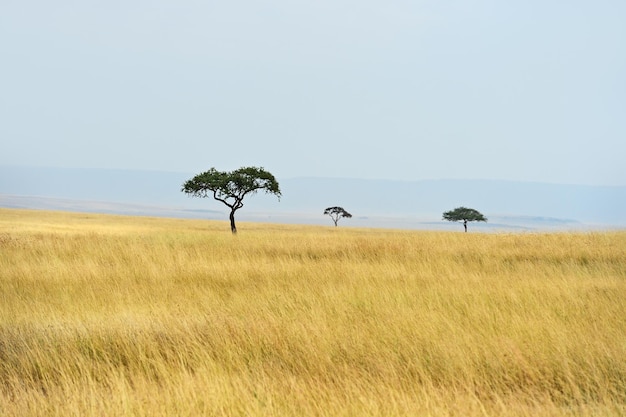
1,208,625,416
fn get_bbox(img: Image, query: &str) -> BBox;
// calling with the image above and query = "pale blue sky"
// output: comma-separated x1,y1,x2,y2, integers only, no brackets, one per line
1,0,625,185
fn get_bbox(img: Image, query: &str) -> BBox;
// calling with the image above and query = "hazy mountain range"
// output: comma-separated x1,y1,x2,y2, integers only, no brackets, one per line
1,166,625,231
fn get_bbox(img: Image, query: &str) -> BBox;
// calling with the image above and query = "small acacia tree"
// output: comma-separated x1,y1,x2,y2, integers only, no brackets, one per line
443,206,487,232
324,206,352,227
182,166,281,234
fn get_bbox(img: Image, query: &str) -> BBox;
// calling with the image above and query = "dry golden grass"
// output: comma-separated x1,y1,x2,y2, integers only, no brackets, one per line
1,208,625,416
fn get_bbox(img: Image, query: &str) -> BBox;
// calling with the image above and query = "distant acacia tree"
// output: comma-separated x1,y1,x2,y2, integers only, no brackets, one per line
182,166,281,234
442,206,487,232
324,206,352,227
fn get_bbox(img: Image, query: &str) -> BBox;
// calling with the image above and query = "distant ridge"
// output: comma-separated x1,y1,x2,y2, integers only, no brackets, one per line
1,165,625,230
0,194,223,220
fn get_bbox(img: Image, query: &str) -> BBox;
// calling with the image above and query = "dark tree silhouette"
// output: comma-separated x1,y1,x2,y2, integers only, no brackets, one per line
324,206,352,227
442,206,487,232
182,167,281,234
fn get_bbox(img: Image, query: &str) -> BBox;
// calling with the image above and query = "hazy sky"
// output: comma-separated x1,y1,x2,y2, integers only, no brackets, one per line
1,1,625,185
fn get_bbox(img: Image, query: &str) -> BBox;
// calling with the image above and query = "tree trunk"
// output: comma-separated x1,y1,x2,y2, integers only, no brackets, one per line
230,209,237,234
463,220,467,232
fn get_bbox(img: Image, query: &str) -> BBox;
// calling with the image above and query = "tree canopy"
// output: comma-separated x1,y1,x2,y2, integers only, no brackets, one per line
182,166,281,233
324,206,352,227
442,206,487,232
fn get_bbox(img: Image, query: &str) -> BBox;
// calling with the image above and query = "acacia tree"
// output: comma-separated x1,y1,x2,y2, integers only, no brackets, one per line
442,206,487,232
182,166,281,234
324,206,352,227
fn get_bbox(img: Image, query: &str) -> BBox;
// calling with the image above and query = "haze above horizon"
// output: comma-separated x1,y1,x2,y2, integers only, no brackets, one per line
1,1,624,186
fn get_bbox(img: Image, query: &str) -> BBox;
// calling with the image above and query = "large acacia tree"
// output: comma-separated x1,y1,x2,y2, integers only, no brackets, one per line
442,206,487,232
182,166,281,234
324,206,352,227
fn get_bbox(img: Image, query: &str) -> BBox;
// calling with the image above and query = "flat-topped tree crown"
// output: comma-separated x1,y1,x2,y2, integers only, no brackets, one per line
442,206,487,232
324,206,352,227
182,166,281,233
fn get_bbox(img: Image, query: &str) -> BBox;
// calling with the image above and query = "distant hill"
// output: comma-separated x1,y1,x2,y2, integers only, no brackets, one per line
1,165,625,231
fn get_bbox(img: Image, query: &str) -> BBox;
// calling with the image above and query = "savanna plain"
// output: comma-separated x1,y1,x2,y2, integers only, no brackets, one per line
1,208,625,417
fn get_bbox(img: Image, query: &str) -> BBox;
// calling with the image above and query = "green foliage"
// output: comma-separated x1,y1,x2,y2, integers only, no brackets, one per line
182,166,281,233
442,207,487,231
182,167,281,205
324,206,352,227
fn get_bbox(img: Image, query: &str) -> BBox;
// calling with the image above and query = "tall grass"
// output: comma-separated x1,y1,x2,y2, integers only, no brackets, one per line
1,208,625,416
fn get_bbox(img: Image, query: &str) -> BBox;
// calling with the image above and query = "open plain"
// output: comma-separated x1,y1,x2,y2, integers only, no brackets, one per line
1,208,625,416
